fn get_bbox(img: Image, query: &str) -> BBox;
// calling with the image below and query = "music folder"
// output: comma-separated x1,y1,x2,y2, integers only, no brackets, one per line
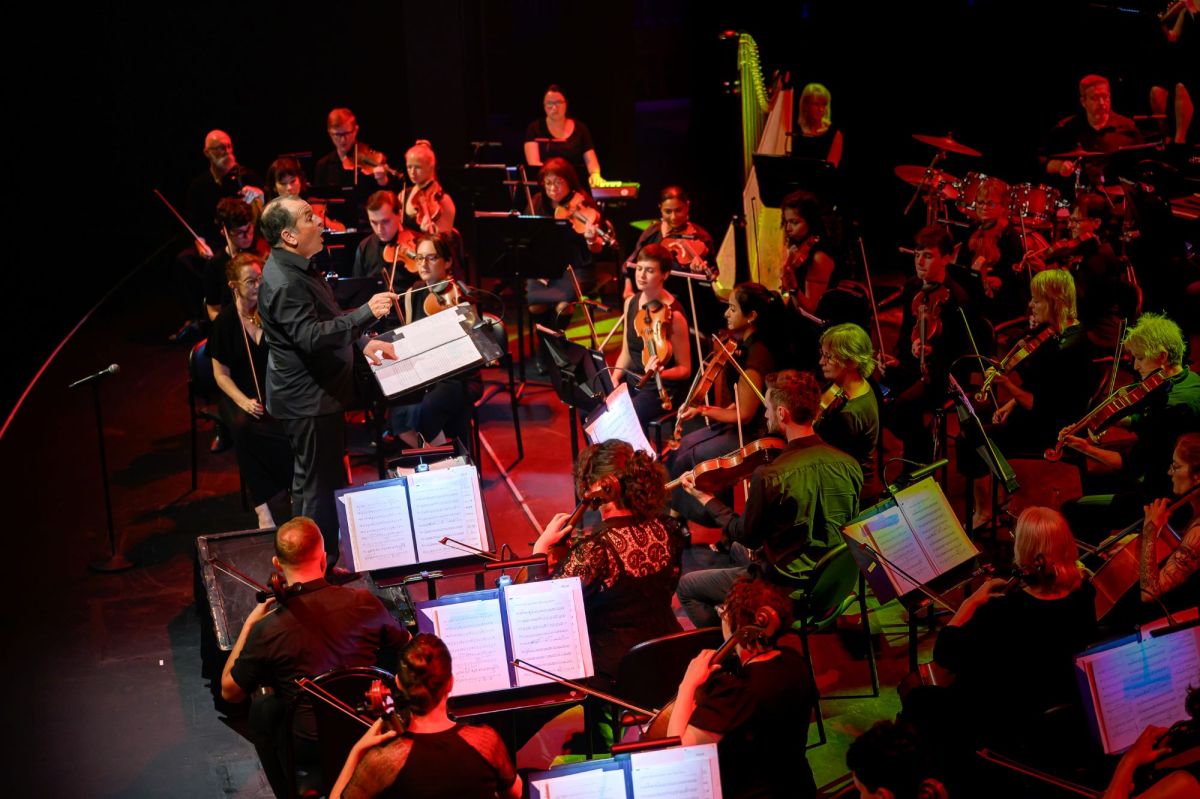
1075,611,1200,754
528,742,723,799
415,577,594,698
361,305,502,400
840,477,979,604
335,462,493,573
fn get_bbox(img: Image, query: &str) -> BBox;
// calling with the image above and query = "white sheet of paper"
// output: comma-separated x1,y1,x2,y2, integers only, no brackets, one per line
530,768,628,799
863,509,937,596
630,744,722,799
385,307,470,360
341,483,416,571
506,577,594,687
585,382,655,458
375,336,481,397
894,478,977,575
421,598,511,697
408,464,489,561
1080,626,1200,753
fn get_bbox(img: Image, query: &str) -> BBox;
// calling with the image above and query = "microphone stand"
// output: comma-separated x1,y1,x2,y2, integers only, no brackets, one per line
83,372,132,572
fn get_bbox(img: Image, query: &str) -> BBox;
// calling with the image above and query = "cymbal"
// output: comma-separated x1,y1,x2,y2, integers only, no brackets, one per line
912,133,982,157
1050,147,1105,160
894,165,960,199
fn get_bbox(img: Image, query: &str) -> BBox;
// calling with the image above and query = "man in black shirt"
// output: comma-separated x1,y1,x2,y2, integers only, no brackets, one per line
351,190,417,295
221,517,410,796
314,108,394,226
1041,75,1143,194
258,196,398,568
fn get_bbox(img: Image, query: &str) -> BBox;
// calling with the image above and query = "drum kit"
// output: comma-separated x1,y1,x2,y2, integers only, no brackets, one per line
896,132,1072,233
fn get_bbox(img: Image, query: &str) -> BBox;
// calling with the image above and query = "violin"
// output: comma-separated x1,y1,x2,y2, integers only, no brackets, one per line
341,141,403,180
780,234,821,296
967,221,1005,298
522,474,621,581
912,283,951,384
642,605,781,739
407,182,446,234
665,436,786,495
634,300,675,411
812,385,848,426
662,226,717,281
554,192,616,247
1044,369,1168,461
660,335,737,455
383,229,421,275
422,279,463,317
976,325,1054,403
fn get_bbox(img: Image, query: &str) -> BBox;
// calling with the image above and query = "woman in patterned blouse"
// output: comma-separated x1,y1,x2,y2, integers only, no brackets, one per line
533,440,685,681
1140,432,1200,607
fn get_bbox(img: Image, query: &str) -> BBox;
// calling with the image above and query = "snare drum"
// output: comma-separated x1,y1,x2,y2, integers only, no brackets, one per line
1008,183,1062,226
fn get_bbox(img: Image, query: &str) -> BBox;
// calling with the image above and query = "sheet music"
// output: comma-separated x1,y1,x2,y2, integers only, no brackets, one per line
585,382,655,457
505,578,594,687
894,478,977,574
408,464,488,561
375,336,482,397
386,307,470,360
863,508,938,596
341,483,416,571
1080,626,1200,753
530,768,628,799
420,598,511,697
630,744,722,799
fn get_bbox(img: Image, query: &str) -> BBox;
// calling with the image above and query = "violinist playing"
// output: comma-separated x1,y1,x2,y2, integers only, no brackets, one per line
1139,432,1200,611
963,177,1027,321
398,140,456,235
779,190,837,319
668,574,818,799
314,108,394,226
883,226,978,468
665,283,794,529
265,156,347,233
388,232,482,449
352,190,419,296
1062,312,1200,542
960,270,1093,527
676,370,861,629
526,157,612,373
623,185,724,336
612,244,693,430
814,323,882,502
531,440,684,683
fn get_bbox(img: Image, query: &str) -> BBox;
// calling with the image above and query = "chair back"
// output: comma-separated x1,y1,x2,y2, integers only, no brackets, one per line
794,544,860,632
188,338,219,403
310,665,396,795
612,627,725,713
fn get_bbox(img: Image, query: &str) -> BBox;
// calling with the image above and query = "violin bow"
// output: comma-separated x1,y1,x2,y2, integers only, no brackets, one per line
567,265,600,350
958,308,993,405
384,243,405,325
153,188,205,243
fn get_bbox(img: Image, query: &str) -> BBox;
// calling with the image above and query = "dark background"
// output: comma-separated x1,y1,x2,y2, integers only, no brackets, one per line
7,0,1189,428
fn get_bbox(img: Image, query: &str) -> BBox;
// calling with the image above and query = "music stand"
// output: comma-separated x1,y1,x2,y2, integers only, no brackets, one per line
539,325,613,461
751,154,838,207
473,212,576,383
947,373,1018,536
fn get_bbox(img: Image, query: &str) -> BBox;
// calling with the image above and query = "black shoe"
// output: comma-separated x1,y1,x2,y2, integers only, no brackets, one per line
169,319,202,345
210,433,231,454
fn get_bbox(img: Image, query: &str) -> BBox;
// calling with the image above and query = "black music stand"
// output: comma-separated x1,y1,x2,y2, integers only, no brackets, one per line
539,325,613,462
752,154,838,207
947,374,1018,537
473,212,576,384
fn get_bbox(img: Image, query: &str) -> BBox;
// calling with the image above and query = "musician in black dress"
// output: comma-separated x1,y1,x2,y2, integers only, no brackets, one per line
791,82,843,167
523,84,602,187
209,253,294,529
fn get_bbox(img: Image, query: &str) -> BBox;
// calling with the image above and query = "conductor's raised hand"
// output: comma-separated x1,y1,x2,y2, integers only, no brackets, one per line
367,292,400,319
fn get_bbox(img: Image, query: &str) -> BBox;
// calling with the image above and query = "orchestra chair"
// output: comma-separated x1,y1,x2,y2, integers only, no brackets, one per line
309,666,396,798
611,626,725,742
187,339,247,506
781,543,879,746
472,314,524,468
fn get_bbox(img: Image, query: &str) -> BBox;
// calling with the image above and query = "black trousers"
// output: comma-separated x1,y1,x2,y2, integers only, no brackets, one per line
281,413,346,566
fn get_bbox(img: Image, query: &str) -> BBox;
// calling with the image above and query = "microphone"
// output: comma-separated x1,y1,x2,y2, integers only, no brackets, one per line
69,364,120,389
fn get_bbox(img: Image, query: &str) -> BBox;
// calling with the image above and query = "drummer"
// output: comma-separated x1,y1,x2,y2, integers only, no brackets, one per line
1040,75,1142,194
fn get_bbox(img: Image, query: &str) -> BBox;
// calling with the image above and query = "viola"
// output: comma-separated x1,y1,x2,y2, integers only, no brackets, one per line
1044,369,1168,461
812,385,848,426
661,226,717,280
554,192,616,247
408,182,446,234
660,335,737,455
665,436,787,495
382,229,421,275
780,234,821,296
422,279,463,317
966,221,1004,298
975,325,1054,403
912,283,951,384
341,141,403,180
519,475,621,582
634,300,675,411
